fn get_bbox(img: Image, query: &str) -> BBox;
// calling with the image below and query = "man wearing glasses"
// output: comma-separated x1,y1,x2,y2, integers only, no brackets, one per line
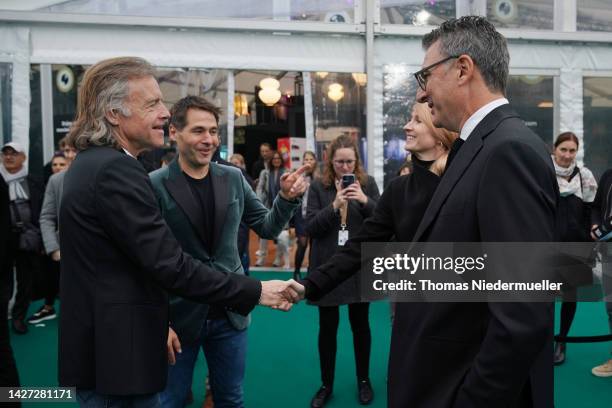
298,16,558,408
406,16,558,408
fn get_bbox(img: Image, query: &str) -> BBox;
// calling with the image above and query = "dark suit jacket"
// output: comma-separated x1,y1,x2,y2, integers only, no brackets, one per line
58,147,261,395
305,104,558,408
402,104,557,408
149,159,298,342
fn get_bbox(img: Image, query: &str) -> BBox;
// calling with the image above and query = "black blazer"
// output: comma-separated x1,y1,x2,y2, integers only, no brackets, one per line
404,105,558,408
58,147,261,395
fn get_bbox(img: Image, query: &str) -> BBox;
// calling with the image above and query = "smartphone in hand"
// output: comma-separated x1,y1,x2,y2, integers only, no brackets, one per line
341,174,355,189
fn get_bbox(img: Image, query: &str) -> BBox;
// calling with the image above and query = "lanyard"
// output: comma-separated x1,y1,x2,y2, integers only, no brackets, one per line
340,201,348,230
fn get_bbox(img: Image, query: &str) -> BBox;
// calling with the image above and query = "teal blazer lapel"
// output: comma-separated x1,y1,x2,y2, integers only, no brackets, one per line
210,163,229,255
163,159,207,246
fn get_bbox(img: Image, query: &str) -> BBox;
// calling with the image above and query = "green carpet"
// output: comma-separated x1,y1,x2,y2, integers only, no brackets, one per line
9,271,612,407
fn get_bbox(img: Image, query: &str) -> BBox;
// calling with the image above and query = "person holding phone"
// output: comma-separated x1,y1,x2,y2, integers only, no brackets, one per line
304,134,380,407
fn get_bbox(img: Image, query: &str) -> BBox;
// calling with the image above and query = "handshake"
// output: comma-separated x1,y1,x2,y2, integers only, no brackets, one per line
259,279,306,311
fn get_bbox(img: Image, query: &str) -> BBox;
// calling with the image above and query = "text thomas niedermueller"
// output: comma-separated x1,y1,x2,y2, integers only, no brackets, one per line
372,279,563,292
370,254,563,292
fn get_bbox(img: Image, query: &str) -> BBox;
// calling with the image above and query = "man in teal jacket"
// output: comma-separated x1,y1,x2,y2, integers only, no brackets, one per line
150,96,307,408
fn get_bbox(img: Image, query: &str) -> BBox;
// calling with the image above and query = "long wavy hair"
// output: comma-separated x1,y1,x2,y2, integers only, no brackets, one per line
67,57,156,151
322,135,368,188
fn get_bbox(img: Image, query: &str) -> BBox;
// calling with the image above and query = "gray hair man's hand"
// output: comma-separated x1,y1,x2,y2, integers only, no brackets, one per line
259,279,306,312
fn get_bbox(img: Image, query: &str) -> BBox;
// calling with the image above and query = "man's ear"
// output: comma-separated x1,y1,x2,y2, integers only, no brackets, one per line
456,54,475,85
105,109,121,126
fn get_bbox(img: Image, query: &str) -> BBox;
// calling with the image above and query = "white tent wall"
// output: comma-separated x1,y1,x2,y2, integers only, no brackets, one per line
0,26,30,155
28,25,365,73
2,8,612,186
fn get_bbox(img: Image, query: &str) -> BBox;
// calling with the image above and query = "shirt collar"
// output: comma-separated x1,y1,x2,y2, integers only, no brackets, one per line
122,148,136,159
459,98,509,141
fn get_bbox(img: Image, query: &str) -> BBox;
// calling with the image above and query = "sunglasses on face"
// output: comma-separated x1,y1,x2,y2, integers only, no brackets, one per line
414,55,459,91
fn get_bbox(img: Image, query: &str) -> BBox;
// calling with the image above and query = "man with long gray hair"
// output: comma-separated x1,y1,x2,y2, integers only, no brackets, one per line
59,57,305,407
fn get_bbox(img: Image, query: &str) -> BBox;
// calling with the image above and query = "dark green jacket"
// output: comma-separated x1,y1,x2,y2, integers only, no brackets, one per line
150,159,299,343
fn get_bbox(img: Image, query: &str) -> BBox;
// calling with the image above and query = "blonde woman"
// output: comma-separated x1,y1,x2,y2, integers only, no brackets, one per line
302,102,457,407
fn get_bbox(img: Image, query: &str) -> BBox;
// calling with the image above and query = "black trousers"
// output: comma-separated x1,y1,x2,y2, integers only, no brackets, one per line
3,236,37,320
0,258,21,407
318,303,371,387
44,258,60,306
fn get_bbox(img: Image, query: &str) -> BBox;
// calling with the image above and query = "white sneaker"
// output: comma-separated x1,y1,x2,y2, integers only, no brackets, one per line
591,359,612,377
255,257,265,267
255,250,267,257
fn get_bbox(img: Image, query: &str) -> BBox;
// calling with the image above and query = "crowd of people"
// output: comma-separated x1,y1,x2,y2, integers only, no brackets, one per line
0,15,611,408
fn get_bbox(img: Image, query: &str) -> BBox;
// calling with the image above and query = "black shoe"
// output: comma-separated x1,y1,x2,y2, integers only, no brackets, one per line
310,385,332,408
553,342,566,365
358,379,374,405
12,319,28,334
27,306,57,324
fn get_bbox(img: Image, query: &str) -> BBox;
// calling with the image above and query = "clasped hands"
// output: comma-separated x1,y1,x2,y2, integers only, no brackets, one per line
167,279,305,364
259,279,306,311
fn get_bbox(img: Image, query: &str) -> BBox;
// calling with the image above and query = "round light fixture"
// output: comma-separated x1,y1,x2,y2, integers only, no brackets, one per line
328,83,344,102
259,77,280,90
258,77,282,106
352,73,367,86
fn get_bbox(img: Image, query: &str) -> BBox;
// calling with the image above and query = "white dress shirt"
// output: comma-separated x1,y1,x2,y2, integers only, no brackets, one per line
459,98,509,141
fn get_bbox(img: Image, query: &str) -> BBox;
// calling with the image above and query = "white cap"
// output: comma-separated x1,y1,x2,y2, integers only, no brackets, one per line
1,142,26,154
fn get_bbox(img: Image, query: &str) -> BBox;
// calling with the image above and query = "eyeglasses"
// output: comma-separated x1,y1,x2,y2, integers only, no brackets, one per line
414,55,459,91
333,159,356,166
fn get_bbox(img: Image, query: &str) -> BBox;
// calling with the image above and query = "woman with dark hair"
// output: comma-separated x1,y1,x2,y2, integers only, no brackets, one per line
292,151,319,280
305,135,380,407
302,102,457,407
551,131,598,365
256,150,286,266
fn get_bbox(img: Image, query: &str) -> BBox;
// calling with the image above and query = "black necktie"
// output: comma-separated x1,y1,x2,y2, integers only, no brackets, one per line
445,138,465,171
